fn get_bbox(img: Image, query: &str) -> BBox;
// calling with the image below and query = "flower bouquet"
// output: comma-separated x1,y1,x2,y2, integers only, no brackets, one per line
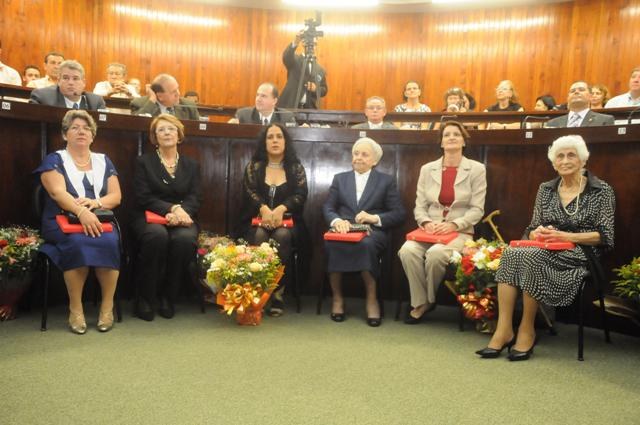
0,226,42,321
197,232,234,304
202,239,284,325
449,238,506,332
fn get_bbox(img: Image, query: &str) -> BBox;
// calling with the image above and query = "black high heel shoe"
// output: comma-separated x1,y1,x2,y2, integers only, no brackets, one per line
475,337,516,359
508,338,538,362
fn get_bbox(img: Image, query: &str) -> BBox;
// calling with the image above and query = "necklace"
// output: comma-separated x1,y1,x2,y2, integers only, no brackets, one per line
67,149,91,167
559,175,584,216
157,149,179,170
267,162,283,169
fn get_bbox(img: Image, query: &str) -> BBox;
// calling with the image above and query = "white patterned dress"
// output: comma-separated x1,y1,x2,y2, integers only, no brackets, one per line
495,172,615,306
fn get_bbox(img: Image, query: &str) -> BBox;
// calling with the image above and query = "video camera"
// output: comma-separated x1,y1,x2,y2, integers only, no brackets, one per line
301,11,323,50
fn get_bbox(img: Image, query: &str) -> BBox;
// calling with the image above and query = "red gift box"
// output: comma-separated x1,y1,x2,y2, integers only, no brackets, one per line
406,228,458,244
251,217,294,228
509,240,576,250
323,231,367,242
56,215,113,234
145,210,168,225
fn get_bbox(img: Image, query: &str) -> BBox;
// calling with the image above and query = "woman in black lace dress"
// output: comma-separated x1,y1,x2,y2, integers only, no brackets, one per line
237,123,308,316
476,135,615,361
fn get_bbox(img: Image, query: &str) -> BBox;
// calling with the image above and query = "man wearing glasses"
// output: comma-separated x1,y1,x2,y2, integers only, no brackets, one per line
352,96,398,130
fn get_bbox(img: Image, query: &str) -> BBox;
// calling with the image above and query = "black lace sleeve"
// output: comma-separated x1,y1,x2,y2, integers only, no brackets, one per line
242,161,267,211
282,162,308,214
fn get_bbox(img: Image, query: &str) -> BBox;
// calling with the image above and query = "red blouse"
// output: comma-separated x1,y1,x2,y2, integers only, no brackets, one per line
438,167,457,216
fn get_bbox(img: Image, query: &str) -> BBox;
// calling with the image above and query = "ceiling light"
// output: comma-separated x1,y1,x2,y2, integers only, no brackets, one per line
282,0,379,8
113,4,226,27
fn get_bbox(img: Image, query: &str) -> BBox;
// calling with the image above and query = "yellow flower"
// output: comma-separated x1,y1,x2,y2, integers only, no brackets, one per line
464,239,478,248
211,258,226,269
235,245,247,254
487,259,500,271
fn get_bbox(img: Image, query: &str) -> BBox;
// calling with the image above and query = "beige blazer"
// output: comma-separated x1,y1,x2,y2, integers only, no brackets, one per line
414,156,486,234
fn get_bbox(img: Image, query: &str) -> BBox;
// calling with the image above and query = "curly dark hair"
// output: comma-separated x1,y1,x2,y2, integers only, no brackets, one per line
252,123,300,165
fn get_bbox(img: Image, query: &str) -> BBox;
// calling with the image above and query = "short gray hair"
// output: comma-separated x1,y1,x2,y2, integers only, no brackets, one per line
366,96,386,107
61,109,97,138
59,60,85,78
107,62,127,75
547,135,590,163
353,137,383,163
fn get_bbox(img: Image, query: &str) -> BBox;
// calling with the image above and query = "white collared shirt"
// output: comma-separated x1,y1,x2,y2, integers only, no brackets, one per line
27,75,56,88
368,121,383,129
605,92,640,108
0,62,21,86
567,109,588,127
63,96,82,109
354,169,371,203
260,112,273,125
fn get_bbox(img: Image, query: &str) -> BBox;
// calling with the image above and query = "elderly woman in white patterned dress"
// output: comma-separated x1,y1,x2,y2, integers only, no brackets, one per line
476,135,615,361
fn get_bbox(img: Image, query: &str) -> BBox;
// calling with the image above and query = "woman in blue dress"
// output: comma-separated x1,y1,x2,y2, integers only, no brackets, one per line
35,110,121,334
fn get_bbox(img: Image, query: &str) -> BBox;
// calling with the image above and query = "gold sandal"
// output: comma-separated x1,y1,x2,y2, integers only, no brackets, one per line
69,310,87,335
97,310,114,333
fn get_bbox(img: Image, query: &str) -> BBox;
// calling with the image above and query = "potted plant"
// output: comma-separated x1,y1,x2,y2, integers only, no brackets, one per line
0,225,42,321
201,238,283,325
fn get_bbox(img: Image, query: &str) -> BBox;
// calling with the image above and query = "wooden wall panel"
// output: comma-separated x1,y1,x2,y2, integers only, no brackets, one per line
1,0,639,111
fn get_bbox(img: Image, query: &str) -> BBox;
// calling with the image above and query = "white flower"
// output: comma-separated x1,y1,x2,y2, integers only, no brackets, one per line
235,245,247,254
248,262,263,272
211,258,226,270
472,251,486,265
450,251,462,264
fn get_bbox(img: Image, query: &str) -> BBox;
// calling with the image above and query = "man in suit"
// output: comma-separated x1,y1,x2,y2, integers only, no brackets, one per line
27,51,64,89
228,82,296,126
352,97,398,130
278,32,328,109
29,60,106,110
130,73,200,121
546,81,614,128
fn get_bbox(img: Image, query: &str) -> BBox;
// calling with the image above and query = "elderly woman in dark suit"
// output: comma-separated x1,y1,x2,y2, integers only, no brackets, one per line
476,135,615,361
323,137,405,327
236,123,308,316
398,121,486,323
131,113,202,321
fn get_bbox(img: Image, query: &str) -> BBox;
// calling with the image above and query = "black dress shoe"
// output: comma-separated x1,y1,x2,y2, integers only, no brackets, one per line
475,337,516,359
135,299,155,322
158,298,175,319
330,312,345,322
367,317,382,327
508,339,537,362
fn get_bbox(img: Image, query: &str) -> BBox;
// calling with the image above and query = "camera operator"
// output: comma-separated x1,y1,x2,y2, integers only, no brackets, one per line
279,29,328,110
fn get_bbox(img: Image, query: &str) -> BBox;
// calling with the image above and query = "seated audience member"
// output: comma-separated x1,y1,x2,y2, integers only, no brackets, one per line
398,121,486,323
483,80,524,129
93,63,139,98
323,137,405,327
605,67,640,108
0,41,21,86
351,96,397,129
229,82,296,126
393,80,431,130
35,109,122,334
546,81,614,128
131,114,202,321
589,84,609,109
27,51,64,88
130,73,200,120
527,95,557,128
463,92,477,111
128,77,142,95
236,123,308,316
29,60,106,110
442,87,467,113
184,91,199,104
476,135,615,361
22,65,41,85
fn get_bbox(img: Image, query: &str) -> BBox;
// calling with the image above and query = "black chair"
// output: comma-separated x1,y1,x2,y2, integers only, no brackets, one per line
33,183,123,331
289,245,302,313
550,246,611,361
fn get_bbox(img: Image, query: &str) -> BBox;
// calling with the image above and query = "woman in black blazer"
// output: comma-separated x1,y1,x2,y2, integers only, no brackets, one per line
131,113,202,321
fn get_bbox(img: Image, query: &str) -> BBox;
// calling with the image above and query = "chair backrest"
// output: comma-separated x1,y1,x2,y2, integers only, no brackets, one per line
32,180,47,223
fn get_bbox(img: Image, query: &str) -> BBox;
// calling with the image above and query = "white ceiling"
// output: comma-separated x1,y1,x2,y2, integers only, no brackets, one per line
187,0,572,13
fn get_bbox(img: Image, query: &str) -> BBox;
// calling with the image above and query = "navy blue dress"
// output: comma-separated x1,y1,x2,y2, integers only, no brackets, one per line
34,152,120,271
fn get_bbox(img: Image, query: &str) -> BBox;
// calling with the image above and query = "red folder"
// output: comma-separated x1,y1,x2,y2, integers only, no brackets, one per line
251,217,294,228
145,210,168,225
324,231,367,242
56,215,113,234
406,229,458,244
509,240,576,250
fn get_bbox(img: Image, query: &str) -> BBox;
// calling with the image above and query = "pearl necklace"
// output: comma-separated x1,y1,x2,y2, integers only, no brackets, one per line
157,149,179,169
559,175,584,216
267,162,283,169
67,150,91,167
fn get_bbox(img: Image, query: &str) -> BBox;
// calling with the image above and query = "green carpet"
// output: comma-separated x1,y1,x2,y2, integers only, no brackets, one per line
1,298,639,425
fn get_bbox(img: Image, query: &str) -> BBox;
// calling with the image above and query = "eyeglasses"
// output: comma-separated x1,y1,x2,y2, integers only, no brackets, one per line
156,126,178,133
366,106,385,111
69,125,92,133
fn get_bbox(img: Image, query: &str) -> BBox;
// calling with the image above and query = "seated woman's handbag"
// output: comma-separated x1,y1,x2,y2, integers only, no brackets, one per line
66,208,114,224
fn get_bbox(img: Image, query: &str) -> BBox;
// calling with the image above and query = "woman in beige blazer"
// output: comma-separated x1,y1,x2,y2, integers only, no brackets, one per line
398,121,487,323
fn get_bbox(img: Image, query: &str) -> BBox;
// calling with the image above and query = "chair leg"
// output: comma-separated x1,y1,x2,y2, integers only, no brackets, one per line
395,274,406,321
292,251,301,313
316,272,326,315
578,286,585,361
458,306,465,332
597,288,611,343
114,281,123,323
40,257,50,331
376,277,385,318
